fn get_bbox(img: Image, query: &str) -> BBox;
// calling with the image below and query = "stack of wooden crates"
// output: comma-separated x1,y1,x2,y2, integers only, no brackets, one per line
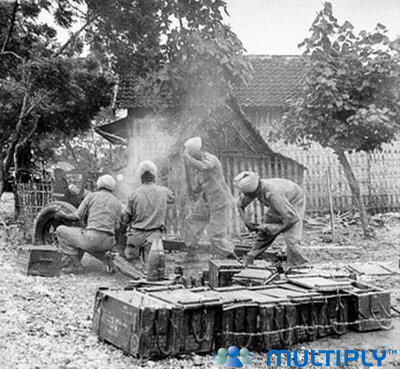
92,261,392,358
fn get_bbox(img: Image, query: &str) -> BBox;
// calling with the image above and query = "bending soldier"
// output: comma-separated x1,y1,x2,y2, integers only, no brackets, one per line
233,171,309,266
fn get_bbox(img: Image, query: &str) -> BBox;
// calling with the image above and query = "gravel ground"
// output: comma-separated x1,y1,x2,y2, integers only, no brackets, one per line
1,192,400,368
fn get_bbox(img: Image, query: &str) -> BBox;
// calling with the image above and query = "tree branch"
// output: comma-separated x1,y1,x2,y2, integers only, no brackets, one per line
3,89,30,172
65,0,87,18
1,0,18,54
52,17,94,58
0,50,24,61
65,140,80,166
20,118,38,147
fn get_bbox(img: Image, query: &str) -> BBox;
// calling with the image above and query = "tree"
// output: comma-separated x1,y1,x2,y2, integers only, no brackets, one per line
1,0,249,214
86,0,251,127
54,108,128,179
0,1,114,213
283,2,400,234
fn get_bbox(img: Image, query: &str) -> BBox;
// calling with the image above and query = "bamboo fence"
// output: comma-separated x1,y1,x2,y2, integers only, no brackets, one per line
15,140,400,234
270,140,400,214
16,182,54,221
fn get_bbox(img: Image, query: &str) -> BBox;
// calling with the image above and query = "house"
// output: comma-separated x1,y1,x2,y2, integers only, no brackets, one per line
236,55,306,138
235,55,400,215
98,54,400,216
96,69,306,232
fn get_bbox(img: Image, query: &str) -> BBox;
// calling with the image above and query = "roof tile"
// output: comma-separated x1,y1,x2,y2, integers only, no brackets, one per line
115,55,306,109
236,55,306,107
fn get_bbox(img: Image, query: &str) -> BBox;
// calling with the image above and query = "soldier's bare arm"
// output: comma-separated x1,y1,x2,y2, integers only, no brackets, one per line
183,150,215,171
236,193,259,231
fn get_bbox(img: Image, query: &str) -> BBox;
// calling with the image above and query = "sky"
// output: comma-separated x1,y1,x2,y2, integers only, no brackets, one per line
224,0,400,55
44,0,400,56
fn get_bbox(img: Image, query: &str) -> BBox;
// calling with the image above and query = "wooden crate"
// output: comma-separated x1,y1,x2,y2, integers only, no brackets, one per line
319,292,351,337
252,285,325,344
231,266,274,286
345,281,392,332
208,259,244,288
141,286,222,354
284,278,352,337
191,286,258,350
93,288,181,358
245,289,296,350
17,245,61,277
191,286,296,351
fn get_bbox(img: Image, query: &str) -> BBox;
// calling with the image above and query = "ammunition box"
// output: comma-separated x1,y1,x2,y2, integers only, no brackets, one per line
208,259,244,288
17,245,61,277
142,285,222,354
345,281,391,332
231,266,274,286
252,285,325,344
191,286,258,349
93,288,181,358
286,277,352,337
246,289,296,350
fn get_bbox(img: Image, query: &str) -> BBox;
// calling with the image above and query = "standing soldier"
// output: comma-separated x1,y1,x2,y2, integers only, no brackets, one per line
55,174,121,273
121,160,174,263
233,171,309,266
182,137,236,260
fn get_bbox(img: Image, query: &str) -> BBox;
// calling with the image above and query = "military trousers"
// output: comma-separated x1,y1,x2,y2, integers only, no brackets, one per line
248,195,308,266
56,226,115,262
183,198,234,256
124,229,162,261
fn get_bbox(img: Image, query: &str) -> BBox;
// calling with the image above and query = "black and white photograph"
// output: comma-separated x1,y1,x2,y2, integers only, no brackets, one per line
1,0,400,368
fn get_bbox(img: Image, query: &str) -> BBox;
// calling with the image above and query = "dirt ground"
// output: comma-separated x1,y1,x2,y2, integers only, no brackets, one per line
1,192,400,368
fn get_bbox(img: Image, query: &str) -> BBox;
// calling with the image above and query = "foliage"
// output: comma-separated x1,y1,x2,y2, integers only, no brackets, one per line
282,2,400,234
86,0,251,125
0,0,115,199
1,1,249,179
54,108,128,176
1,57,114,141
283,2,400,153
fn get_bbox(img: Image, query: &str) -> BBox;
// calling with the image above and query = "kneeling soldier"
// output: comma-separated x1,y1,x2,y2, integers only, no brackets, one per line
55,174,121,273
121,161,174,263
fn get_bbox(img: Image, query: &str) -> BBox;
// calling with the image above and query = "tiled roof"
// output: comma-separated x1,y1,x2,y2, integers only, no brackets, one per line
115,55,306,109
236,55,306,108
114,76,150,110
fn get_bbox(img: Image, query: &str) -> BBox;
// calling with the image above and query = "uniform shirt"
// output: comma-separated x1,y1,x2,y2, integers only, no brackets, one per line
74,190,121,235
185,152,232,212
239,178,305,226
123,183,174,230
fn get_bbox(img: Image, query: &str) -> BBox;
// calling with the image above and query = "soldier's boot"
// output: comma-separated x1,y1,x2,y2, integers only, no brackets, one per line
61,254,84,274
287,246,309,267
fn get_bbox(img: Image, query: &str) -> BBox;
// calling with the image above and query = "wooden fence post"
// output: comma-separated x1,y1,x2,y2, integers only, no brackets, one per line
326,166,336,243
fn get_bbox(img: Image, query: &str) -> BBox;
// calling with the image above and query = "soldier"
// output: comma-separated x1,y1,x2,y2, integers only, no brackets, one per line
182,137,236,260
121,160,174,263
55,174,121,273
233,171,309,266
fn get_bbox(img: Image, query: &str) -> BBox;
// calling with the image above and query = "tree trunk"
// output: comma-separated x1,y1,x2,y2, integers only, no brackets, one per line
336,148,368,236
0,151,4,199
13,144,21,218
